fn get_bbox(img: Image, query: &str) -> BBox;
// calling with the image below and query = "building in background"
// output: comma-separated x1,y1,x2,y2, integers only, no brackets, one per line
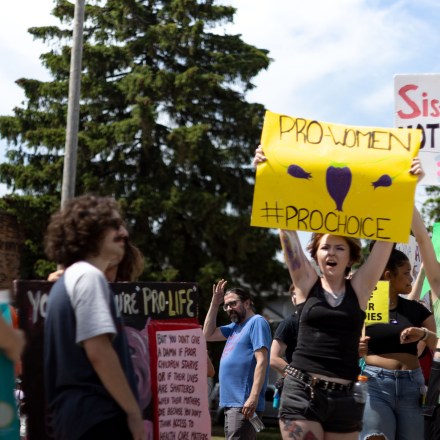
0,211,22,291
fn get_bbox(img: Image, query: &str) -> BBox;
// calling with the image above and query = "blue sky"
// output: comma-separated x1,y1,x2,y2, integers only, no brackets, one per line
226,0,440,127
1,0,440,207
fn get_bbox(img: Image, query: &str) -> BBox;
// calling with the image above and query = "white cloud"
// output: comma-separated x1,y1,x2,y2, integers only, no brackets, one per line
224,0,440,126
1,0,440,198
0,0,55,115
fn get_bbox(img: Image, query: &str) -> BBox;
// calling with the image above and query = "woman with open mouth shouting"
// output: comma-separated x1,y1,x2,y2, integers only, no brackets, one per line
253,146,425,440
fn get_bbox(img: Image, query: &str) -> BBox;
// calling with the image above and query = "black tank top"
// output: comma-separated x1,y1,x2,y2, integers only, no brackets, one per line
290,278,366,381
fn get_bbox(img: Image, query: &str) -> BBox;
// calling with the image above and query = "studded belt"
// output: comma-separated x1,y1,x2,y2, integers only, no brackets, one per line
284,365,353,392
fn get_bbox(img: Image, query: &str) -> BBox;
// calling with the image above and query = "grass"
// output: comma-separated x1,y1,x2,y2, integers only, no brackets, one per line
211,423,282,440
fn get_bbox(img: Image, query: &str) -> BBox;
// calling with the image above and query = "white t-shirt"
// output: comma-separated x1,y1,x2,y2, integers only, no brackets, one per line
64,261,116,344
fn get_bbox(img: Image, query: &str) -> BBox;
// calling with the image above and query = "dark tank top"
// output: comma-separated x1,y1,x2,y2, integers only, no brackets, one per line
290,278,366,381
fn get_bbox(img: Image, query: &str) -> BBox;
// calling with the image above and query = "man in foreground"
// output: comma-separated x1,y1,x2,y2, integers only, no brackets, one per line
44,194,146,440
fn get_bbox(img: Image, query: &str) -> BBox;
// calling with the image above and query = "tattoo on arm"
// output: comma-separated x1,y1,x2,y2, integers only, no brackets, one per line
281,232,302,271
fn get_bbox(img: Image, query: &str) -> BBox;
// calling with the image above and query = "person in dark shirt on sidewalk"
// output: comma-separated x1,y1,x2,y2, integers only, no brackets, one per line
270,285,304,376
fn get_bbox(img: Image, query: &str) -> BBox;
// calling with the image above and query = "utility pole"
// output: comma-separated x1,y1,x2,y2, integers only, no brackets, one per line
61,0,85,208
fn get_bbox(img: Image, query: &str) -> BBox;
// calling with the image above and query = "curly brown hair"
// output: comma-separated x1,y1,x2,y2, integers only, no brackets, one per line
44,194,122,267
115,242,145,282
306,233,362,275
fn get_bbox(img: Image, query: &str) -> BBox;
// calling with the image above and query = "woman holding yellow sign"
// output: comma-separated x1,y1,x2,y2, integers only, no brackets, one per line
254,147,424,440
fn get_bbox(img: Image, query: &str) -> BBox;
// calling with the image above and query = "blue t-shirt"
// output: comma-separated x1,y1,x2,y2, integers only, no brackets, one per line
219,314,271,411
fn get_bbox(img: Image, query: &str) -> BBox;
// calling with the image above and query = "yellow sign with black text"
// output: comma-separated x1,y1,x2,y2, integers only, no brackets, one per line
251,111,421,242
365,281,390,325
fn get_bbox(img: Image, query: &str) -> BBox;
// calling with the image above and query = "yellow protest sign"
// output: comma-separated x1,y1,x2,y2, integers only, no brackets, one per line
251,111,422,242
365,281,390,325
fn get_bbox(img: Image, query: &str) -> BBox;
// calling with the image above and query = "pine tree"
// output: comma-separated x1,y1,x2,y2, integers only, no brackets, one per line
0,0,287,313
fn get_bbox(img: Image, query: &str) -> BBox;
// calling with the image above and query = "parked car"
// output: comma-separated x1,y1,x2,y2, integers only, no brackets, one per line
208,382,279,427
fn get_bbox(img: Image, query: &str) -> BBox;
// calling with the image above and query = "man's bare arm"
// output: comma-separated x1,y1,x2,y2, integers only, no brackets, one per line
242,347,268,418
203,279,227,342
83,334,146,440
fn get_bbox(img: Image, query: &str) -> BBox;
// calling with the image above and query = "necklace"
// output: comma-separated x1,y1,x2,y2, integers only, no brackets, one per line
389,308,398,325
389,297,398,324
323,289,345,307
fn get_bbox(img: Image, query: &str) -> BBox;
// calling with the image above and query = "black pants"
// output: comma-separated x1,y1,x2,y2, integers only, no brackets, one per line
425,360,440,440
79,413,132,440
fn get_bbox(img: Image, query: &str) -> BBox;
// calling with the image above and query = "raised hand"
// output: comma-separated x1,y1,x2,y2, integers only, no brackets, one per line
409,156,424,182
252,145,267,168
212,279,228,306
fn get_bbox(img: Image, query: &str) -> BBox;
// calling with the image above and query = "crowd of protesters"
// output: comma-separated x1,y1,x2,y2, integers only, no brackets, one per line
3,146,440,440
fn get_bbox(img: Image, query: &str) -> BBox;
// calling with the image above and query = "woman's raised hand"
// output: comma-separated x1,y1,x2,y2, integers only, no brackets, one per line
252,145,267,168
410,156,425,182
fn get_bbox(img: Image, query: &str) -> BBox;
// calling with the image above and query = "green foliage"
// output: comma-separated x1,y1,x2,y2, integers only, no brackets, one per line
0,0,285,317
34,259,58,279
0,195,59,279
422,186,440,230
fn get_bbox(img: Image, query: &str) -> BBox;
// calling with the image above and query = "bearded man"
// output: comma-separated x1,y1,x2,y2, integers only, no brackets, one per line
203,279,271,440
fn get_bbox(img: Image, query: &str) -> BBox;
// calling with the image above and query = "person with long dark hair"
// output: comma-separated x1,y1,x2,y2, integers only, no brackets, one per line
361,247,436,440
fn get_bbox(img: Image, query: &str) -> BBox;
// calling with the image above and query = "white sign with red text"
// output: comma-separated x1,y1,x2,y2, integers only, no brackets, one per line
395,74,440,186
155,328,210,440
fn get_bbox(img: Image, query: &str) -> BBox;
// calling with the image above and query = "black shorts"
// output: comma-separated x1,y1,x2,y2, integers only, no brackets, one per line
279,374,364,433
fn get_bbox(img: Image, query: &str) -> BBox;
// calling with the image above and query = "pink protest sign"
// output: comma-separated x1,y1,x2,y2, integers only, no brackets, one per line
148,319,211,440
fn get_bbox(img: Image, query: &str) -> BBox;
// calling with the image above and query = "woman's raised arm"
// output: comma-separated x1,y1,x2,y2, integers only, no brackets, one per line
279,229,317,303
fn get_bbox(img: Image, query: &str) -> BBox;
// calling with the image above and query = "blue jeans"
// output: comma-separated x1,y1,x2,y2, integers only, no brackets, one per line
360,365,425,440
